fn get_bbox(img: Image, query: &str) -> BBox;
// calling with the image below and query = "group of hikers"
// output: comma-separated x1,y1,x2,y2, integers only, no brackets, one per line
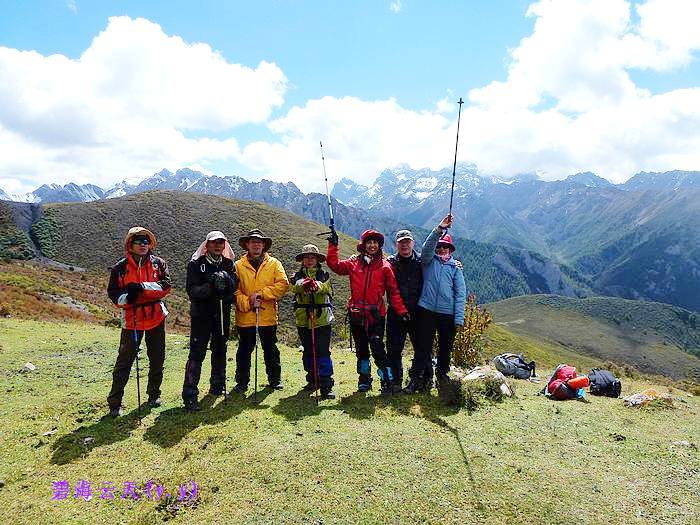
105,214,466,416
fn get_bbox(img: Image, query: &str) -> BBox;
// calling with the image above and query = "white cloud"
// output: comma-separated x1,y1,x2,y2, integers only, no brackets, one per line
0,16,286,193
235,0,700,189
390,1,402,14
238,96,453,192
67,1,77,14
3,2,700,197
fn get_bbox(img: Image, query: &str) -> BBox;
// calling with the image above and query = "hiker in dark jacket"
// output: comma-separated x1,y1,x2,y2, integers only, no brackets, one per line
405,214,466,394
182,231,238,411
386,229,423,391
106,227,172,417
290,244,335,399
327,229,408,393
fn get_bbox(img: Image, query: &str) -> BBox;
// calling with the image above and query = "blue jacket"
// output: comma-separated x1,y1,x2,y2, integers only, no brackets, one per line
417,228,467,325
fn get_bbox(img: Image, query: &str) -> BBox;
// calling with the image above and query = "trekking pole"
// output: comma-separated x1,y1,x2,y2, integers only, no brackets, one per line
133,307,142,423
310,309,320,403
220,298,228,400
445,97,464,237
254,302,260,402
316,141,336,238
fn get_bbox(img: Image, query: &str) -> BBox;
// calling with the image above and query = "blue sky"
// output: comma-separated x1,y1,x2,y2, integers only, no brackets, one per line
1,0,700,195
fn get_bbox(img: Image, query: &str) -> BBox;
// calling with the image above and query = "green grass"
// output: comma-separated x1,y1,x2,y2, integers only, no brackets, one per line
0,318,698,524
489,295,700,382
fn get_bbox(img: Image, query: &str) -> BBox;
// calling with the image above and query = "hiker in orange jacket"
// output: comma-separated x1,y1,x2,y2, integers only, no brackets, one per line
232,229,289,392
106,227,171,417
327,229,408,393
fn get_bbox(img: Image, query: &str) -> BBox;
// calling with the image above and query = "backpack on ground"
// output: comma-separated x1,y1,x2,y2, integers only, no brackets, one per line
542,364,578,400
493,353,536,379
588,368,622,398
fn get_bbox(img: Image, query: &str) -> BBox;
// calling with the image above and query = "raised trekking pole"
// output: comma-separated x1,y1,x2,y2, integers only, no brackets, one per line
132,307,142,423
444,97,464,237
316,141,336,239
253,299,260,402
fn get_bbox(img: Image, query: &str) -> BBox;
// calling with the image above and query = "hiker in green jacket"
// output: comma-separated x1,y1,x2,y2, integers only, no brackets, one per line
290,244,335,399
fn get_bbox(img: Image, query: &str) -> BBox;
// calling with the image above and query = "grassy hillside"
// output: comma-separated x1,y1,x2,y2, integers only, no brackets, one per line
0,317,698,524
488,295,700,382
42,191,361,340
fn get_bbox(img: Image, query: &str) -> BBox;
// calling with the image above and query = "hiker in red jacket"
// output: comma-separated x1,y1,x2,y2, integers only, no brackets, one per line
327,229,408,393
106,227,171,417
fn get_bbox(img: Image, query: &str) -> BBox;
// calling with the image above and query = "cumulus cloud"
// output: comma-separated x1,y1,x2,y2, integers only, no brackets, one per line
2,1,700,196
238,96,453,192
0,16,286,192
237,0,700,188
390,1,402,14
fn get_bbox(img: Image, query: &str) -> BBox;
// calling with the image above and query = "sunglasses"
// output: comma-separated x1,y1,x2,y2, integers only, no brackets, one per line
210,239,226,244
132,239,150,246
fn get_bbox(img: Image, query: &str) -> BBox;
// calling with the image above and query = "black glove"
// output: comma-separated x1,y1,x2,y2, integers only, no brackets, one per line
327,229,339,246
126,282,143,304
402,313,412,323
213,271,229,294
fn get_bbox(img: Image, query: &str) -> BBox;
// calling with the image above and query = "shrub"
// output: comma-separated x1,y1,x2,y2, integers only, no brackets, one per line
452,294,492,369
30,209,61,259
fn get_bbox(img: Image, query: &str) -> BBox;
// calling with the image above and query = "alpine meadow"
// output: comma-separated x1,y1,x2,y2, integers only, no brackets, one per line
1,2,700,525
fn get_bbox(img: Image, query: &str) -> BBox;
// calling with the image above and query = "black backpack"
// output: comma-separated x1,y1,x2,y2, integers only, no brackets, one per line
588,369,622,398
493,353,536,379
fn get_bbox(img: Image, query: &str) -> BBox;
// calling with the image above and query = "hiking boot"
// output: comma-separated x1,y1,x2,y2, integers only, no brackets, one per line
378,368,394,394
403,377,423,394
232,384,248,394
108,406,123,418
403,372,431,394
302,382,315,391
147,397,162,408
357,382,372,393
184,399,201,412
320,387,336,400
208,387,227,396
269,381,284,390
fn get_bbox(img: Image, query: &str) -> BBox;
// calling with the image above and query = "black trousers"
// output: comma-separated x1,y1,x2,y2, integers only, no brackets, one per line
107,321,165,409
386,312,418,381
351,320,388,383
182,309,231,402
410,306,456,379
298,324,334,388
235,325,281,387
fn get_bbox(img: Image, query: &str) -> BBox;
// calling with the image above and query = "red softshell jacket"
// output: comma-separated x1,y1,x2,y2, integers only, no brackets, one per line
326,243,407,319
107,229,172,331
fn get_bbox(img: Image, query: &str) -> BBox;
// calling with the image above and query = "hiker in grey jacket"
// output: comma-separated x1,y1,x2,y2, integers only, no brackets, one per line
404,214,466,393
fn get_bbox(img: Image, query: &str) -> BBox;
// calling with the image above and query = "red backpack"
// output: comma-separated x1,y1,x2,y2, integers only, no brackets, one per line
545,365,578,400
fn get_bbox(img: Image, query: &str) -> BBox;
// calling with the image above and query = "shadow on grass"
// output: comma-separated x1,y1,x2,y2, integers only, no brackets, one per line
50,405,151,465
143,387,274,448
271,387,380,421
272,385,463,424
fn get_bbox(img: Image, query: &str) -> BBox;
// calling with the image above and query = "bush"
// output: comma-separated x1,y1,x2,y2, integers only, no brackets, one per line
452,294,492,369
30,209,61,259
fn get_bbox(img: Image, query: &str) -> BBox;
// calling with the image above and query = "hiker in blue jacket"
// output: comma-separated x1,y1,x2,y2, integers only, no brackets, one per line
404,214,466,394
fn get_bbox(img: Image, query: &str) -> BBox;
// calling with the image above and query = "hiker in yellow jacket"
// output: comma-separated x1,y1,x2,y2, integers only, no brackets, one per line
233,229,289,392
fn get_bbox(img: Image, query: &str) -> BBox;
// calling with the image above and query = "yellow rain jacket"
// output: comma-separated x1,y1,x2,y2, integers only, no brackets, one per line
234,253,289,327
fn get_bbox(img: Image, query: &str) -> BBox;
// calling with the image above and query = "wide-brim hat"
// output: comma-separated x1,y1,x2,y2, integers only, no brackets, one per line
238,228,272,251
295,244,326,262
